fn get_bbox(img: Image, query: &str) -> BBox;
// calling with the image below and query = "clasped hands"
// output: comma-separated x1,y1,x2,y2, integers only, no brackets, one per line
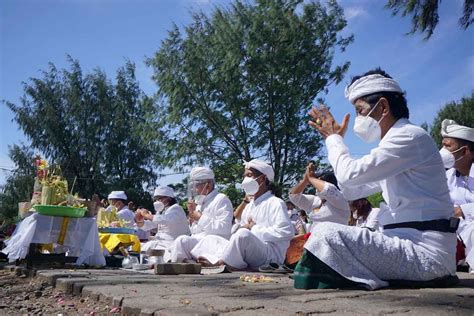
241,217,255,230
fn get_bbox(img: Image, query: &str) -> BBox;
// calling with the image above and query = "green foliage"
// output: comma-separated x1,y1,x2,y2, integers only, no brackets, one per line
425,93,474,147
4,56,161,208
367,192,385,208
147,0,353,194
0,145,36,223
386,0,473,40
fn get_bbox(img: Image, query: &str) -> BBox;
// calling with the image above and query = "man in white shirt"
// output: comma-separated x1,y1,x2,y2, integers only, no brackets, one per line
298,68,457,290
169,167,233,262
439,119,474,271
191,159,294,270
108,191,135,228
136,186,191,259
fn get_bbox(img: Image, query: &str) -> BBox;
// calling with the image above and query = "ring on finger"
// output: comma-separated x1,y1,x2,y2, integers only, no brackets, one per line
315,118,322,125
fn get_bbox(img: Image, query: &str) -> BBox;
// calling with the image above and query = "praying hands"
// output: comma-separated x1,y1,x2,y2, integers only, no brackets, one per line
308,105,350,139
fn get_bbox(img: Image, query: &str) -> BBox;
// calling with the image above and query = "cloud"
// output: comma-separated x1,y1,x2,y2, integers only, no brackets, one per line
344,7,368,20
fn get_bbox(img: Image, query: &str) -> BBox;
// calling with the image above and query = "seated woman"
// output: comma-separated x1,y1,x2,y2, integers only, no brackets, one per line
136,186,190,261
289,162,350,229
107,191,134,227
348,198,381,231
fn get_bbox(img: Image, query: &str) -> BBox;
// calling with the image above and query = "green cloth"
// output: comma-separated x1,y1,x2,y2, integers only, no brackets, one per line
293,250,363,290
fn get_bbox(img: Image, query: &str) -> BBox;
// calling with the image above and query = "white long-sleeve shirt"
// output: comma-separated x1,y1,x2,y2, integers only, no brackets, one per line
446,165,474,265
446,166,474,220
237,191,295,264
326,118,456,271
141,204,191,241
190,189,233,239
289,182,349,225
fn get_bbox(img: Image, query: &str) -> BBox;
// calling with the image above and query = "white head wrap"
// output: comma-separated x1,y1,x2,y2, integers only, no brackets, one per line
189,167,215,181
344,74,403,104
108,191,127,200
153,186,175,198
243,159,275,182
441,119,474,142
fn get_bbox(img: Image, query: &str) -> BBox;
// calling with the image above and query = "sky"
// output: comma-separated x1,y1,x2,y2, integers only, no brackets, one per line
1,0,473,187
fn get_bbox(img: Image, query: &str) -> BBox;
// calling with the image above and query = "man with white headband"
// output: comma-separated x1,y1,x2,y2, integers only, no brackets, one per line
136,186,190,260
169,167,233,262
300,68,458,290
189,159,294,270
107,191,135,227
439,119,474,272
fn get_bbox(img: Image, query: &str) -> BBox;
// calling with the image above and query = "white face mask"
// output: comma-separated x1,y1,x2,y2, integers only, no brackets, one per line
153,201,165,213
439,146,466,169
241,176,261,196
352,211,359,219
194,195,206,205
353,99,385,143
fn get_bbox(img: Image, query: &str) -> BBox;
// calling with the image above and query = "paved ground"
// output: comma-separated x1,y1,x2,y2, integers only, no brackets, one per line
6,267,471,315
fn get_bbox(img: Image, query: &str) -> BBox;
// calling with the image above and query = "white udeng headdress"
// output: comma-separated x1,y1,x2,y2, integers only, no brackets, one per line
344,74,403,103
243,159,275,182
153,186,176,198
441,119,474,142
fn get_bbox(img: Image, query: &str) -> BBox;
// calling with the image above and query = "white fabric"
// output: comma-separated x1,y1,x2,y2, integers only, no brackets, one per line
446,165,474,266
289,182,349,225
2,213,105,266
108,191,127,200
441,119,474,142
189,189,233,238
344,74,403,103
190,167,214,180
116,206,135,227
305,222,455,290
243,159,275,182
169,189,233,262
153,186,175,198
190,191,294,269
306,118,456,289
141,203,191,263
141,204,190,242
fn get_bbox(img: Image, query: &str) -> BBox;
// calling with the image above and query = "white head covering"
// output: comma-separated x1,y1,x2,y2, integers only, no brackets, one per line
243,159,275,182
189,167,215,181
108,191,127,200
344,74,403,104
153,186,175,198
441,119,474,142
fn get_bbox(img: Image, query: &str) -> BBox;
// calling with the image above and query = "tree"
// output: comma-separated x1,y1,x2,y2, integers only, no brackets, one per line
386,0,473,40
0,145,36,224
425,93,474,147
147,0,353,192
5,57,161,206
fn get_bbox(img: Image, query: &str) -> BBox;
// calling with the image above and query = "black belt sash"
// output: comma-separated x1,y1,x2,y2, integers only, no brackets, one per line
383,217,459,233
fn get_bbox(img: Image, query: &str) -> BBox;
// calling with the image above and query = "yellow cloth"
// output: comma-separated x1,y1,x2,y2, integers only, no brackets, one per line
99,233,140,253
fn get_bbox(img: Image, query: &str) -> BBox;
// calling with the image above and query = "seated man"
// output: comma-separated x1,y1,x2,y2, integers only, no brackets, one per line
299,68,457,290
136,186,191,260
107,191,134,227
439,119,474,271
192,159,294,270
169,167,233,262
